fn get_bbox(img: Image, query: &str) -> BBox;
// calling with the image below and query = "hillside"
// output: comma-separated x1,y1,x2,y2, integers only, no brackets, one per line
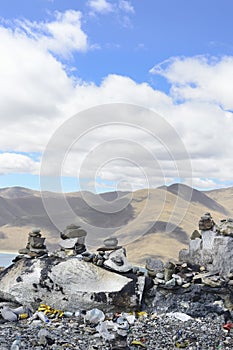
204,187,233,212
0,184,232,265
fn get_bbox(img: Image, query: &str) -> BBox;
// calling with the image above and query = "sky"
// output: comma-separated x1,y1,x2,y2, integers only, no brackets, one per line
1,0,233,193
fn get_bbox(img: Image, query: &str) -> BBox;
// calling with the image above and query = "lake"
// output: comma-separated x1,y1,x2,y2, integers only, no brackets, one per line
0,252,17,267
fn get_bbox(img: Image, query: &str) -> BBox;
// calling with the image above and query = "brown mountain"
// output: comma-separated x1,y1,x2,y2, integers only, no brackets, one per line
0,184,232,265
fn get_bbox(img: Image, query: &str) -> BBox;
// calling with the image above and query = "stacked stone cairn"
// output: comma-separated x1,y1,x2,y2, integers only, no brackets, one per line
145,213,233,289
82,237,132,273
145,258,194,289
59,224,87,255
18,228,48,258
176,212,233,286
218,218,233,237
198,212,215,231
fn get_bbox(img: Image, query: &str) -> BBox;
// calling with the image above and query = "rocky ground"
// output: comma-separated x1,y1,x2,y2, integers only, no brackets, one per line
0,310,232,349
2,214,233,349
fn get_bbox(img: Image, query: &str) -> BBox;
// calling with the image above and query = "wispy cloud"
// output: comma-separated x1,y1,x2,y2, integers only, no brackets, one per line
88,0,135,27
6,10,88,58
88,0,114,14
118,0,135,14
150,55,233,109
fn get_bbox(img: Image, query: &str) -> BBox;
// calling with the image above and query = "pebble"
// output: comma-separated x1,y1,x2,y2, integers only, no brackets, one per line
1,312,232,350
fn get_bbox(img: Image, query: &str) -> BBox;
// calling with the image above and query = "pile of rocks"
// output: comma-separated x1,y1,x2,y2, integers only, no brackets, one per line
82,237,133,273
59,224,87,255
98,238,132,273
145,255,233,291
18,228,47,259
146,258,196,289
179,213,233,275
3,213,233,349
218,218,233,237
198,212,216,231
146,219,233,289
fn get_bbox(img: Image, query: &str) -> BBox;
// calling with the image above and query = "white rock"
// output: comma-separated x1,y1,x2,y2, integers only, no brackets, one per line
58,238,78,249
179,224,233,275
167,312,192,322
103,248,132,273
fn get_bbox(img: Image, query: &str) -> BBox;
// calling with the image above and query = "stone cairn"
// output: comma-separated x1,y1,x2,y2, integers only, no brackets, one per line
178,212,233,279
198,212,215,231
82,237,132,273
18,228,47,258
145,257,194,289
218,218,233,237
145,213,233,289
59,224,87,255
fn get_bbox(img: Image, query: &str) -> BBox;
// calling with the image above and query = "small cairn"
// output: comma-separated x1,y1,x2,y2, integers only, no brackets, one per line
18,228,48,258
218,218,233,237
198,212,215,231
59,224,87,255
145,258,196,289
97,237,122,252
93,237,132,272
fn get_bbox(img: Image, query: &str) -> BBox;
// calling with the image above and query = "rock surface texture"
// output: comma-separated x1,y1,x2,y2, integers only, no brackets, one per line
0,256,145,312
2,215,233,348
179,214,233,275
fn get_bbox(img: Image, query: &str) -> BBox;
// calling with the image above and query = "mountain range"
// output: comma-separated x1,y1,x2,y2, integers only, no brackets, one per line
0,184,232,265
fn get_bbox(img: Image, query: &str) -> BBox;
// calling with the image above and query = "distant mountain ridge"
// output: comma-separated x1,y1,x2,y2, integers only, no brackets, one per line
166,183,228,215
0,184,232,264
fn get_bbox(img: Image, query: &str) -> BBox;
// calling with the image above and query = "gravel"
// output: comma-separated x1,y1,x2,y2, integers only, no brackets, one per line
0,312,232,349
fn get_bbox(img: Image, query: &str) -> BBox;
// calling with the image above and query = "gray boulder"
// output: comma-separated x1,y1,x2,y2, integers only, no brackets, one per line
145,258,164,277
61,224,87,239
0,257,145,311
179,229,233,276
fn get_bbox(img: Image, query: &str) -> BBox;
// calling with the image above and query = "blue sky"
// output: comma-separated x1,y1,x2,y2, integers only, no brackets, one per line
2,1,233,84
1,0,233,192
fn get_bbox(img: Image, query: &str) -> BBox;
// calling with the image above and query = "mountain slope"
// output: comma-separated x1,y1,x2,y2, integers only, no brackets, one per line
167,183,228,215
204,187,233,212
0,185,231,265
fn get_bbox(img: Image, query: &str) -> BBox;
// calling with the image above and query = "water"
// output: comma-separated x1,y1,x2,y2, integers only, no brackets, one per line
0,252,17,267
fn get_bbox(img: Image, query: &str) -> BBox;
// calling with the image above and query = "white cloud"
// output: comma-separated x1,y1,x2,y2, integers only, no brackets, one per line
88,0,135,27
1,10,233,191
150,55,233,110
118,0,134,13
88,0,114,14
0,153,40,175
11,10,88,57
0,23,73,152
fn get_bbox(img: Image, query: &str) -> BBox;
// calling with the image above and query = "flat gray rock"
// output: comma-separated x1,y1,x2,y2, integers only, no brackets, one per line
0,257,144,311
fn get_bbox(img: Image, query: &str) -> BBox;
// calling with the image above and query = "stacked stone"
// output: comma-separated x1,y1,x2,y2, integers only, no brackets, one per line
190,229,202,240
218,218,233,237
198,212,215,231
18,228,47,258
145,258,164,278
145,258,196,289
93,237,121,266
147,260,228,289
92,238,132,272
59,224,87,255
179,213,233,276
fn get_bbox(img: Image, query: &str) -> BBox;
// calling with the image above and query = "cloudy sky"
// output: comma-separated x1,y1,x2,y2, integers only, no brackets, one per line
1,0,233,193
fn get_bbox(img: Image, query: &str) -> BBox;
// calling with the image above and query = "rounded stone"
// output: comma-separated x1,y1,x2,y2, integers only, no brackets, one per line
104,238,118,247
